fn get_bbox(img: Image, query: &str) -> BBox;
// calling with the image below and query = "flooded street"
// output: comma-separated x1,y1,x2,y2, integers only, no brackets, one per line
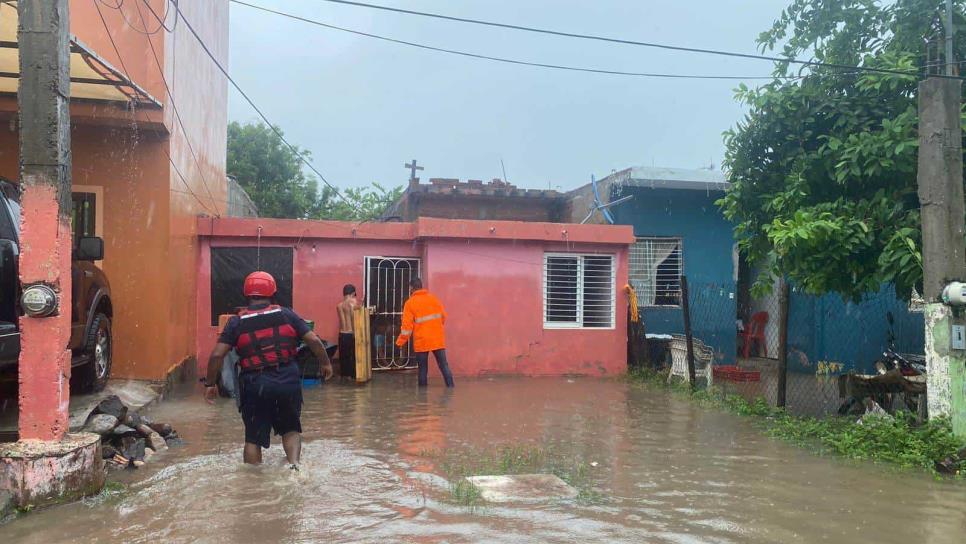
2,375,965,543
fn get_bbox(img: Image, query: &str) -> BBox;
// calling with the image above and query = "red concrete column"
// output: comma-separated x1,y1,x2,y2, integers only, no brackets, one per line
17,186,72,440
17,0,73,441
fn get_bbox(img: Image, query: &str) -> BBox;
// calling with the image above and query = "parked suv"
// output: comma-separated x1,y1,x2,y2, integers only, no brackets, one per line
0,180,113,392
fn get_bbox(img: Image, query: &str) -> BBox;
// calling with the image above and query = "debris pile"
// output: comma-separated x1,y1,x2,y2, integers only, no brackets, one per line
80,395,181,469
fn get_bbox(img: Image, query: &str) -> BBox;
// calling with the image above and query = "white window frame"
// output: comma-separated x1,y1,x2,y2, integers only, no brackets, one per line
630,236,683,308
542,253,616,330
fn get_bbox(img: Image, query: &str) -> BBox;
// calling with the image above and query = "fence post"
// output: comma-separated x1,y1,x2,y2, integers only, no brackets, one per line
777,282,790,408
681,276,697,388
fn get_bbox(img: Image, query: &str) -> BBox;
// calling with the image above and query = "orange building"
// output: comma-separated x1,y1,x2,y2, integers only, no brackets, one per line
0,1,229,381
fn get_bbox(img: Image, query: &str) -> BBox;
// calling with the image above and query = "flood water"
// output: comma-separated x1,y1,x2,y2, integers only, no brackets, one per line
2,374,965,543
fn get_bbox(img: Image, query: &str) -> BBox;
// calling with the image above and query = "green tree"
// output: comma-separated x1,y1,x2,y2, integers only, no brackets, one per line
227,121,332,219
227,121,403,221
720,0,964,301
322,183,404,222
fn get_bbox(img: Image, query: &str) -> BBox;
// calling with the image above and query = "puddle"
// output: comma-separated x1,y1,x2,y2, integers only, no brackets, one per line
0,374,964,543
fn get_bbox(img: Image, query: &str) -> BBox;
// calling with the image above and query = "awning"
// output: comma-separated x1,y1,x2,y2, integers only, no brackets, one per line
0,1,160,107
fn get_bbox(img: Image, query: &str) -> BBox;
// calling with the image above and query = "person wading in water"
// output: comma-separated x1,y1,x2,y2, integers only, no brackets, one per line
204,271,333,467
336,284,358,380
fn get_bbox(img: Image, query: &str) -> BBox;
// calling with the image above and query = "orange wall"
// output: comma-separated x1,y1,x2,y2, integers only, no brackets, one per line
154,0,229,377
0,1,229,380
0,125,173,379
70,0,168,105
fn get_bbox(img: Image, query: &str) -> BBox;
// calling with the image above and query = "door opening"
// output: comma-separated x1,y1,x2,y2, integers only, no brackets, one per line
364,257,420,370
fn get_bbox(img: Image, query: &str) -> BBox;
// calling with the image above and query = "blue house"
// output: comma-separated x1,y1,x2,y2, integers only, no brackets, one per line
568,166,923,374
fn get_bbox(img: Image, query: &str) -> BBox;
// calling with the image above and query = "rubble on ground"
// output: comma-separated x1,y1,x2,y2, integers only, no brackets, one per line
81,395,180,470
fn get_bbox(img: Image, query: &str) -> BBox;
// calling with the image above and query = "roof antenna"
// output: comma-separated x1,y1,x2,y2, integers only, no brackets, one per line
581,174,633,224
500,158,508,182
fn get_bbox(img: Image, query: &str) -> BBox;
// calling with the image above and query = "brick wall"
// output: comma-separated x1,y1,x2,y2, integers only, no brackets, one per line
386,178,567,223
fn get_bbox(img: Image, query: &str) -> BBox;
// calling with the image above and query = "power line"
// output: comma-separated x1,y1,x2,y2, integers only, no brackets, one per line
171,1,367,218
90,0,219,217
129,0,221,214
316,0,966,81
230,1,792,81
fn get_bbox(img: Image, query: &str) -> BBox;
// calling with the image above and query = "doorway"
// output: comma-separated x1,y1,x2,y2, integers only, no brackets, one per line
364,257,420,370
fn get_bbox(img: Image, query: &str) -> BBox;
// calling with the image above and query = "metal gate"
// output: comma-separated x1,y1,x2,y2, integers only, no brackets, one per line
364,257,420,370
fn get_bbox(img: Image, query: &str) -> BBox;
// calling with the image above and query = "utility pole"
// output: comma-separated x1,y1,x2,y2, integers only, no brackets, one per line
17,0,73,441
918,0,966,437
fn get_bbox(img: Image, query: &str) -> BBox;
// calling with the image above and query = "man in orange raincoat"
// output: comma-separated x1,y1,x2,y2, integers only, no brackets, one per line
396,277,455,387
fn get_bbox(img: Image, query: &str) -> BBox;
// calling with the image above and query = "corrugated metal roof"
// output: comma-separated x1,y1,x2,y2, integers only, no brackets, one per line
605,166,728,191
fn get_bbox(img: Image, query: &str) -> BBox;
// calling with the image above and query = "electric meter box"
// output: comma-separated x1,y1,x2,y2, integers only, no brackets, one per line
942,282,966,306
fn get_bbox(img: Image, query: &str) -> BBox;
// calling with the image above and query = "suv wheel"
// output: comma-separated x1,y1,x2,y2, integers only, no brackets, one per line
78,314,112,393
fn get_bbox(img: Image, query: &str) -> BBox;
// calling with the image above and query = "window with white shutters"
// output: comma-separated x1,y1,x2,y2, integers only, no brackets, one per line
543,253,615,329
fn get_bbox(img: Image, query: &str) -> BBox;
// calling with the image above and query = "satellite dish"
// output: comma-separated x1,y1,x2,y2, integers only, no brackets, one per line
581,174,633,224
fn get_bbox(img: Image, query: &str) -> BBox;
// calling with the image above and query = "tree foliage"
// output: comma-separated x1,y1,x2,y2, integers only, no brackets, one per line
719,0,965,301
227,121,401,221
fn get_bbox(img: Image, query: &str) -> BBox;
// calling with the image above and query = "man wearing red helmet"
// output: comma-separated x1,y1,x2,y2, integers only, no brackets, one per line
203,271,333,467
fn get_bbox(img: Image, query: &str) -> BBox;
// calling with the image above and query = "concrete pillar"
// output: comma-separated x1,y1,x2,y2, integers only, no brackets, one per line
917,78,966,434
0,0,103,511
16,0,73,441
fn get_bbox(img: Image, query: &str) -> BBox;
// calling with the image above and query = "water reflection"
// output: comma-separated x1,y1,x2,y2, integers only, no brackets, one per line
0,374,964,543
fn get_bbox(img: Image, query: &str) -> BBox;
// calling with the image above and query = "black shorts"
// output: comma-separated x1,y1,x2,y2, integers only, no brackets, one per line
339,332,356,378
239,368,303,449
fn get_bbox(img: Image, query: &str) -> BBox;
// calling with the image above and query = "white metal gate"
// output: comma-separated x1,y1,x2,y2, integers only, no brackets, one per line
364,257,420,370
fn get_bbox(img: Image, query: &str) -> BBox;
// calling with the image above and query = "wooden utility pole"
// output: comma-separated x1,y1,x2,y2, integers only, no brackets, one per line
17,0,74,441
918,0,966,437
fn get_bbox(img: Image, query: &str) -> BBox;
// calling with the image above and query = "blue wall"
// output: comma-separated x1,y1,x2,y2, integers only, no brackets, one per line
611,185,924,372
613,186,737,364
787,285,924,374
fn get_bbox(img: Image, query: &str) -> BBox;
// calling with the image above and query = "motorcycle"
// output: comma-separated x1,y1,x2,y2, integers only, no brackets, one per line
837,311,926,416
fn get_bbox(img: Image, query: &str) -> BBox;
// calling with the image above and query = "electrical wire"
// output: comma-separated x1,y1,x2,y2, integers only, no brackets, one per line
95,0,167,36
131,0,221,215
91,0,219,217
315,0,966,81
172,2,368,219
230,0,794,81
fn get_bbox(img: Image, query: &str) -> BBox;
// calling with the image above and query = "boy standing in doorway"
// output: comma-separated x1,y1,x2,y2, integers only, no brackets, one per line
337,284,358,380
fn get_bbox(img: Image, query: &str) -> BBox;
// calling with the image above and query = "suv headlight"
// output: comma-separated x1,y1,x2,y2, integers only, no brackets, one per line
22,284,58,317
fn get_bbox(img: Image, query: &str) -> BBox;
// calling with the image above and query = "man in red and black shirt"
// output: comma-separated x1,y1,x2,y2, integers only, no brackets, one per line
204,271,333,466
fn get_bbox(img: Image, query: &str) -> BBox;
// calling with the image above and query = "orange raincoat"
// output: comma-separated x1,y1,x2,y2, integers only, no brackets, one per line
396,289,447,352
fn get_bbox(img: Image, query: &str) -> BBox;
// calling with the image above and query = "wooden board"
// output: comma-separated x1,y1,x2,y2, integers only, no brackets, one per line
352,306,372,383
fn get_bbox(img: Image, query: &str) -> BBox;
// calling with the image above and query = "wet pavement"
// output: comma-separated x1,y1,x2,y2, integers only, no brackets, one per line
1,374,965,543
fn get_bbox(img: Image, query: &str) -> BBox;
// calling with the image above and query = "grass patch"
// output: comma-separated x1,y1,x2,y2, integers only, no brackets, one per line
628,367,966,476
421,444,601,506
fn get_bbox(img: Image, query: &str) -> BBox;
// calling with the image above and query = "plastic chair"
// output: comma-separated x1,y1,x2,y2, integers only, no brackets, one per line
738,312,769,358
669,335,713,386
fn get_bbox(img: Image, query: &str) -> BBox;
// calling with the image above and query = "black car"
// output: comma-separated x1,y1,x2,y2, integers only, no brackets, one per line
0,180,113,392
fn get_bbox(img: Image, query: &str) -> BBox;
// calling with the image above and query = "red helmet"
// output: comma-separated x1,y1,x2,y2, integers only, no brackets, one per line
243,271,277,298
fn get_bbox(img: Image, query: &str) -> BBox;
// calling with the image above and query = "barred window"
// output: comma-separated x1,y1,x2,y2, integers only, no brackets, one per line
543,254,615,329
630,237,683,307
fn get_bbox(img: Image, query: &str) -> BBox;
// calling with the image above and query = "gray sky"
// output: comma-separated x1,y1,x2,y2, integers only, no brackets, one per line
228,0,785,191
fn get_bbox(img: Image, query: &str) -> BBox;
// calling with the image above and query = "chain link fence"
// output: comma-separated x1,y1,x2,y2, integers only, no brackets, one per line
641,278,925,418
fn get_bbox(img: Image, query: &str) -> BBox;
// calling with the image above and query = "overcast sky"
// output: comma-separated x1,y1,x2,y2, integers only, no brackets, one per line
228,0,785,191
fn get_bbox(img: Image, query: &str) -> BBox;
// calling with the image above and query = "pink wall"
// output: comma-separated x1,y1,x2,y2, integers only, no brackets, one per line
425,240,629,377
196,217,632,378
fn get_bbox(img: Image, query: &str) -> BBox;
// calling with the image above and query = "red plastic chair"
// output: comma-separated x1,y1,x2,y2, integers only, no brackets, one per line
738,312,769,358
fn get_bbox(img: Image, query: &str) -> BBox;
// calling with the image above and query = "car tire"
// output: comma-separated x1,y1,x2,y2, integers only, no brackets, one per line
77,314,112,393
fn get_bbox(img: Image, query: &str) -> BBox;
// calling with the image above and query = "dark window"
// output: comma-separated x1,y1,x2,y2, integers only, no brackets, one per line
210,247,294,325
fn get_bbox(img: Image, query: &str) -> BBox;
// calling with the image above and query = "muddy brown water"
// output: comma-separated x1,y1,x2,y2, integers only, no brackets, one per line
1,375,965,543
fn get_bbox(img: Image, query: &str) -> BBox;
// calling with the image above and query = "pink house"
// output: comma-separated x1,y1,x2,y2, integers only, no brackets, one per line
196,216,633,378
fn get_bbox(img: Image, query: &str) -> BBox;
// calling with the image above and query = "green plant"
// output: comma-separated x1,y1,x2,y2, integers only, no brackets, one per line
628,368,966,476
719,0,966,302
